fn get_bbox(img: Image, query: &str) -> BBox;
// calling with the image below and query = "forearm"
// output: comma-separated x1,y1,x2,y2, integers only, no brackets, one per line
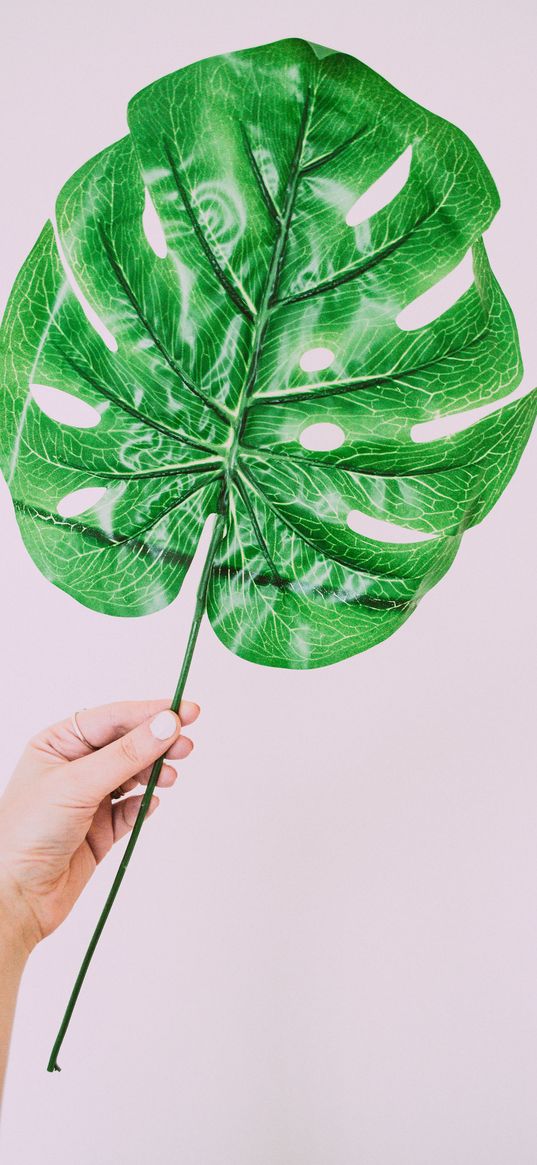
0,902,30,1107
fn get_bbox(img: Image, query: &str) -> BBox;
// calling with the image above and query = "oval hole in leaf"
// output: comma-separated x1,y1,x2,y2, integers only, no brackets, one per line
142,189,168,258
300,422,345,451
300,347,335,372
57,486,107,518
396,249,474,331
31,384,102,429
345,145,412,228
52,214,118,352
347,508,436,544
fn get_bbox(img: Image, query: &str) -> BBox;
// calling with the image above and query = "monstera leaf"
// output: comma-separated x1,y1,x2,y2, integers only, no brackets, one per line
1,39,535,1070
1,38,535,670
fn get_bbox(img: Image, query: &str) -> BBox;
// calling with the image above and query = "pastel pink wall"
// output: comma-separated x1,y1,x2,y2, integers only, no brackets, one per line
1,2,536,1161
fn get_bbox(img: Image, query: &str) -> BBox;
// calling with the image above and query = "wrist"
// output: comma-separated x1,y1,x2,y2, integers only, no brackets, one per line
0,872,39,963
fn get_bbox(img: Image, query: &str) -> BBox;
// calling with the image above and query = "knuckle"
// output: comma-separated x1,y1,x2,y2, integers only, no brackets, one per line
118,733,142,769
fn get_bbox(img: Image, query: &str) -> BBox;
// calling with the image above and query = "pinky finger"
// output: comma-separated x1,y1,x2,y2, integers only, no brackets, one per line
112,793,160,844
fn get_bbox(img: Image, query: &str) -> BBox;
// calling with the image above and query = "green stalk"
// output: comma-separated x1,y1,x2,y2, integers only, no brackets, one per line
47,508,226,1073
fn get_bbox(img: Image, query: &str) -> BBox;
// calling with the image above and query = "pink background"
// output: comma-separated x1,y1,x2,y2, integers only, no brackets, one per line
1,2,536,1161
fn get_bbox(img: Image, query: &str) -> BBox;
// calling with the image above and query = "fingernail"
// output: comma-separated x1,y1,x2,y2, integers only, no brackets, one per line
150,710,178,740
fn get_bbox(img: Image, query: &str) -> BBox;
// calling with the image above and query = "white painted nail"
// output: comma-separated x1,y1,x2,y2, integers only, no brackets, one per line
150,710,178,740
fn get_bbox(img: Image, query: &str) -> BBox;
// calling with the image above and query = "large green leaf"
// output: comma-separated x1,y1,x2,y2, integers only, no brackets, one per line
1,38,535,668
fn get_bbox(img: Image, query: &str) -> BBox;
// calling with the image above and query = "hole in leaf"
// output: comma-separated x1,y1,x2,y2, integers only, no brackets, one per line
300,347,335,372
345,146,412,228
57,486,107,518
300,423,345,451
347,508,436,544
142,189,168,258
396,249,474,331
411,382,534,443
52,214,118,352
31,384,102,429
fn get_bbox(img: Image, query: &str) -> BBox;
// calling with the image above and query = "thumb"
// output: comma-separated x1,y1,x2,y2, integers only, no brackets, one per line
65,709,181,804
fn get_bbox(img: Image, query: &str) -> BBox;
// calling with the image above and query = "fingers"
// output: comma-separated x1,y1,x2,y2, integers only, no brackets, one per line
112,793,160,846
159,734,194,762
65,709,183,805
152,763,179,789
74,698,200,750
131,735,193,787
113,760,181,796
33,698,200,762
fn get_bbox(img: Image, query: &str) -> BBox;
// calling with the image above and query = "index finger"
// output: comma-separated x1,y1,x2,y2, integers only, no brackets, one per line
74,698,200,750
29,698,200,765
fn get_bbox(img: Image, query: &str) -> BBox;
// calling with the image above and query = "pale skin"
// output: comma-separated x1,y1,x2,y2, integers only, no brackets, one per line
0,696,199,1103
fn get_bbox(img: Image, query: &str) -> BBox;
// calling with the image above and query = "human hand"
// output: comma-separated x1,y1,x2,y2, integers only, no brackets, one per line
0,698,199,957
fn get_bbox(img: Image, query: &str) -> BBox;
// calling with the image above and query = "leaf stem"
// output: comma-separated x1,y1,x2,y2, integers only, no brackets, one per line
46,504,227,1073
